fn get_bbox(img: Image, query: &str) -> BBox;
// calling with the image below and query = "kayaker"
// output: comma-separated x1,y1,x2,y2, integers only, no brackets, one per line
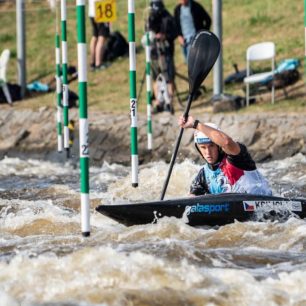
178,115,272,196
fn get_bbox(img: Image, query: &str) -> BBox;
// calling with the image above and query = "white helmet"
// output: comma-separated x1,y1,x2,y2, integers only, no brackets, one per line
194,122,220,144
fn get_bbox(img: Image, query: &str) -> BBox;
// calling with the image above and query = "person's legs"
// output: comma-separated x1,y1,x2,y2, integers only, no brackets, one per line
185,41,192,61
90,36,97,68
181,39,193,63
89,18,98,70
95,23,110,68
181,44,188,63
95,35,107,67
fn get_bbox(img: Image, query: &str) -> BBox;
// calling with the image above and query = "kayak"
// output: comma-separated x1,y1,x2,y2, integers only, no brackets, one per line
95,193,306,227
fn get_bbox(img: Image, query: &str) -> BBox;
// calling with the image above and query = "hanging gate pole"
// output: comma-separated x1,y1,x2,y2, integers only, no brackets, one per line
145,32,153,150
55,32,63,153
61,0,70,158
128,0,139,187
76,0,90,237
55,1,63,153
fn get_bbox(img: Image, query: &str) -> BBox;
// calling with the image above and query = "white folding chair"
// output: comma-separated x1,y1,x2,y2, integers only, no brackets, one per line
0,49,12,105
244,42,275,106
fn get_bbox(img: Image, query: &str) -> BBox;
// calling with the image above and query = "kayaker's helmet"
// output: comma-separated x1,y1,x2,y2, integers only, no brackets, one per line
194,122,220,145
193,122,224,165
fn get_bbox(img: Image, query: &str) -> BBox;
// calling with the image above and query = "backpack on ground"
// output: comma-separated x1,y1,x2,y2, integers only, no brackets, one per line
104,31,129,62
262,58,300,88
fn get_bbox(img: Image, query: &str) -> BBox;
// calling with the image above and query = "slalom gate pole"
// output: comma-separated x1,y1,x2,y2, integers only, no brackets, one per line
76,0,90,237
61,0,70,158
128,0,138,187
145,31,153,151
55,2,63,153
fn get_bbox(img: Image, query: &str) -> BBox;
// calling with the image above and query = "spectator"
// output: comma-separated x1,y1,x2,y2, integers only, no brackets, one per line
88,0,110,71
147,0,178,113
174,0,211,61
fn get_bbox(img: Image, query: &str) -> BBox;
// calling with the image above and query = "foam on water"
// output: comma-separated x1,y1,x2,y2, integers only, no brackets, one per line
0,198,80,236
105,160,201,203
0,155,306,305
0,245,306,305
0,156,76,177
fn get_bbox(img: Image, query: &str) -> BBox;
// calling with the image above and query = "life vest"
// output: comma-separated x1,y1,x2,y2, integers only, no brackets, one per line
203,157,272,196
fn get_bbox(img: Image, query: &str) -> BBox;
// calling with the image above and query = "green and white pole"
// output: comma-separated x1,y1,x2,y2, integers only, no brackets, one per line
76,0,90,237
128,0,138,187
61,0,70,158
145,31,153,150
55,12,63,152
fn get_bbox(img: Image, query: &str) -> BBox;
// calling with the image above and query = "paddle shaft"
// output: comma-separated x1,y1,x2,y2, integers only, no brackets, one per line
160,93,194,200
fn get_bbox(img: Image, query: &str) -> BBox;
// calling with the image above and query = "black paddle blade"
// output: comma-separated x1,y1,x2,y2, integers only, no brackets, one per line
188,31,221,94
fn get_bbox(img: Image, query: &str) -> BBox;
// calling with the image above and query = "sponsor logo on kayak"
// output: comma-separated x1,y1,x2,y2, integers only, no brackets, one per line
243,201,302,212
186,203,230,215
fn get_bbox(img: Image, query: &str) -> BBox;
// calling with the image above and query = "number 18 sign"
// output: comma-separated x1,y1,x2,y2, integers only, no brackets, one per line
95,0,117,23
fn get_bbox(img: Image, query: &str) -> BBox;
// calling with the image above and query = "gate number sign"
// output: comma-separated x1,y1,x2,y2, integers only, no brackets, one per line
95,0,117,23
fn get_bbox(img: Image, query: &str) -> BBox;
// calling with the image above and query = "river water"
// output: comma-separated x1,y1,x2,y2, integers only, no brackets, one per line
1,154,306,306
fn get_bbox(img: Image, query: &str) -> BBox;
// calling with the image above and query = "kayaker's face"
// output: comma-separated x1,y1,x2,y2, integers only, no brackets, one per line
198,143,219,164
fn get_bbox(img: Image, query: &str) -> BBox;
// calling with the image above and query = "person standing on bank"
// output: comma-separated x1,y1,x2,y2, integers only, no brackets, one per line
178,115,272,196
88,0,110,71
174,0,211,61
147,0,178,113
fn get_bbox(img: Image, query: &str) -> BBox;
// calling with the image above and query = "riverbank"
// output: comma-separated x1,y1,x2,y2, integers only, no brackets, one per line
0,107,305,166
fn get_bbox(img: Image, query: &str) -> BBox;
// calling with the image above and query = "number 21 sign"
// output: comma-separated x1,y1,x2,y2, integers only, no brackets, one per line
95,0,117,23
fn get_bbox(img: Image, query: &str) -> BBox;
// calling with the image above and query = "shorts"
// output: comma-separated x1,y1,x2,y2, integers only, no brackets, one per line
151,54,175,83
90,17,110,38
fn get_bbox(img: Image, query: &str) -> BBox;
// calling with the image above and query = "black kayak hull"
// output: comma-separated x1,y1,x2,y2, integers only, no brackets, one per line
95,193,306,227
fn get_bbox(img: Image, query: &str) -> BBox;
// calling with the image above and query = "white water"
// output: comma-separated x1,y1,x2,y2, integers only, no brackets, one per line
1,154,306,305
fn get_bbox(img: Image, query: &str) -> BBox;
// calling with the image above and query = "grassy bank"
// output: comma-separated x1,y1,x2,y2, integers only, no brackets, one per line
0,0,305,113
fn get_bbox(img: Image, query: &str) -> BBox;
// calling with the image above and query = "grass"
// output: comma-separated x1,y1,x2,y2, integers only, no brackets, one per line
0,0,305,114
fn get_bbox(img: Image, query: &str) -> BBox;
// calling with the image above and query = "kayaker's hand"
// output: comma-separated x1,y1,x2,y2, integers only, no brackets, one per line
178,115,194,129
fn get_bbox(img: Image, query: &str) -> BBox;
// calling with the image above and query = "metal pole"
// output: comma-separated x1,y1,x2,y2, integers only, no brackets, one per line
76,0,90,237
61,0,70,158
212,0,223,95
145,32,153,151
16,0,26,98
128,0,139,187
